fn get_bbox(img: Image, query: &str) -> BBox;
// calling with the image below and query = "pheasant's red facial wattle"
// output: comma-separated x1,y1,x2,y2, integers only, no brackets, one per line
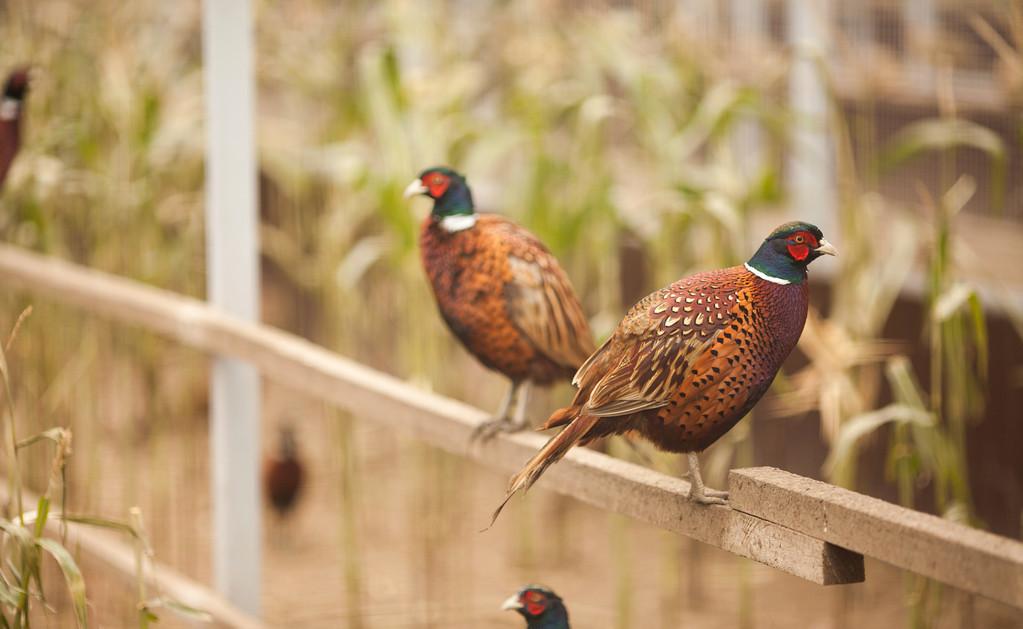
785,231,818,262
425,173,450,198
787,243,809,261
523,591,547,616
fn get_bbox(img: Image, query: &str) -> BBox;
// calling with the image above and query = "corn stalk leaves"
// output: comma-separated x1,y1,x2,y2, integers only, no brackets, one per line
0,576,19,609
878,118,1006,211
825,403,935,477
15,428,68,451
59,515,146,546
932,282,974,322
145,597,213,623
34,538,87,628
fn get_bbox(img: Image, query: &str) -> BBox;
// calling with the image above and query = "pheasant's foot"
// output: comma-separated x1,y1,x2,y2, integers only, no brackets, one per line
688,490,728,506
469,416,527,443
685,451,729,506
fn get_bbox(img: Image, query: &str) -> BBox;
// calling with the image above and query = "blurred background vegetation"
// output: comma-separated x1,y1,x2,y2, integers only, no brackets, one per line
0,0,1021,627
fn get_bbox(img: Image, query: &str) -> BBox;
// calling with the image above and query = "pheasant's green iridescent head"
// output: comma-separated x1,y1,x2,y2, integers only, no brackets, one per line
745,221,837,285
404,166,475,225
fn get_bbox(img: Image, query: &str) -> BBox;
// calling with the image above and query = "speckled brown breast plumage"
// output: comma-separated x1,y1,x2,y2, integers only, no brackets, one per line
420,213,595,384
556,266,808,452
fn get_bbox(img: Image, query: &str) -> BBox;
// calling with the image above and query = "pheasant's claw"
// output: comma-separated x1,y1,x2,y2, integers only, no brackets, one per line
687,485,730,506
470,417,526,443
690,493,728,506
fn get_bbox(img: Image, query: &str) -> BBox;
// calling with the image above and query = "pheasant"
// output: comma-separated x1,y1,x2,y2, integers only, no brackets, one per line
0,68,29,190
502,585,570,628
491,222,836,522
263,424,305,521
404,167,595,440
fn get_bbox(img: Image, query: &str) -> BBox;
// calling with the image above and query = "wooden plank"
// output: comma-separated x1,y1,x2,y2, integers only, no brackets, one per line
0,486,264,629
0,243,863,586
729,467,1023,609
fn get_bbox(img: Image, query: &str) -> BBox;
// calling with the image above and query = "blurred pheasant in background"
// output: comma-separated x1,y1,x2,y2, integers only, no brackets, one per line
0,67,30,190
405,167,595,440
502,585,570,628
491,222,837,522
264,424,305,524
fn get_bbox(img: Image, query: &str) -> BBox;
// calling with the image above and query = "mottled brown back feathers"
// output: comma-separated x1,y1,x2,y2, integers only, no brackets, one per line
420,214,595,384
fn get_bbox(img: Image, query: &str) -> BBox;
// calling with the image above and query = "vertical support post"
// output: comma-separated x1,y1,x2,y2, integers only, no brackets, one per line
903,0,937,92
730,0,766,183
681,0,719,42
787,0,837,239
201,0,261,615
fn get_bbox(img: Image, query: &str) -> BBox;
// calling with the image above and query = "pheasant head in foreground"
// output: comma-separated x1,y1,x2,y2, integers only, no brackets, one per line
491,222,836,523
405,167,595,441
502,585,570,628
0,67,30,189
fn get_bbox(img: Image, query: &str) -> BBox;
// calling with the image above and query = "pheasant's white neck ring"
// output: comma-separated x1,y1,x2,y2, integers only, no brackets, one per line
744,262,791,285
439,214,477,232
0,98,19,121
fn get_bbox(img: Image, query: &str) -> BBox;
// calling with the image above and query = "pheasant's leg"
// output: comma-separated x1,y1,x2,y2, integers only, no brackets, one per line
508,380,532,431
686,452,729,505
470,381,522,442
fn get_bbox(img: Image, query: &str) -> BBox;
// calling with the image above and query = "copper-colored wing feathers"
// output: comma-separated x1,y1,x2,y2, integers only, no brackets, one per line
500,223,595,369
419,213,594,385
576,273,742,420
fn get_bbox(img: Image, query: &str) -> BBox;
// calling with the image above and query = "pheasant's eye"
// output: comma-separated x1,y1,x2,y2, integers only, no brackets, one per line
432,175,445,185
794,234,805,244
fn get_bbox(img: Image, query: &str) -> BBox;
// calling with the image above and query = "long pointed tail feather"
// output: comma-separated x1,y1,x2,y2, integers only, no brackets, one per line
539,405,577,431
486,407,597,529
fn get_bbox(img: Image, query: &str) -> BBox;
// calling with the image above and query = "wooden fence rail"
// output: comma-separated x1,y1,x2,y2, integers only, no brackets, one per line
0,244,1020,610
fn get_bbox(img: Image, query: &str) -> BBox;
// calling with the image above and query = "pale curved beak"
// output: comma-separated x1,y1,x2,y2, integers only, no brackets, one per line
501,594,523,611
815,239,838,257
403,178,428,199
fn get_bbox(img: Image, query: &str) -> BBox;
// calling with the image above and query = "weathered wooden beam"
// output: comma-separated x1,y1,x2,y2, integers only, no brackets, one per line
0,243,863,586
729,467,1023,610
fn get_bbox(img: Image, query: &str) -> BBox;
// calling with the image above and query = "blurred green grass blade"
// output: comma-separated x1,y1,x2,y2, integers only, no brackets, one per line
0,575,19,608
825,403,934,476
139,604,160,625
35,538,87,628
878,118,1006,211
147,597,213,623
885,356,929,410
16,428,67,450
0,521,33,549
966,292,989,383
61,515,151,555
932,283,973,321
32,497,50,539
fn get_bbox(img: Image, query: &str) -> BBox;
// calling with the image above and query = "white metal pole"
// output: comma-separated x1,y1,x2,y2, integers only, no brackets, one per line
201,0,261,615
903,0,937,92
787,0,837,239
730,0,766,182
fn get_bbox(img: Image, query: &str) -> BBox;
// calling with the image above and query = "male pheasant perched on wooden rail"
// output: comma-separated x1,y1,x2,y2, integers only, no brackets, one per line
0,68,30,190
491,222,836,522
405,167,595,440
502,585,570,628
